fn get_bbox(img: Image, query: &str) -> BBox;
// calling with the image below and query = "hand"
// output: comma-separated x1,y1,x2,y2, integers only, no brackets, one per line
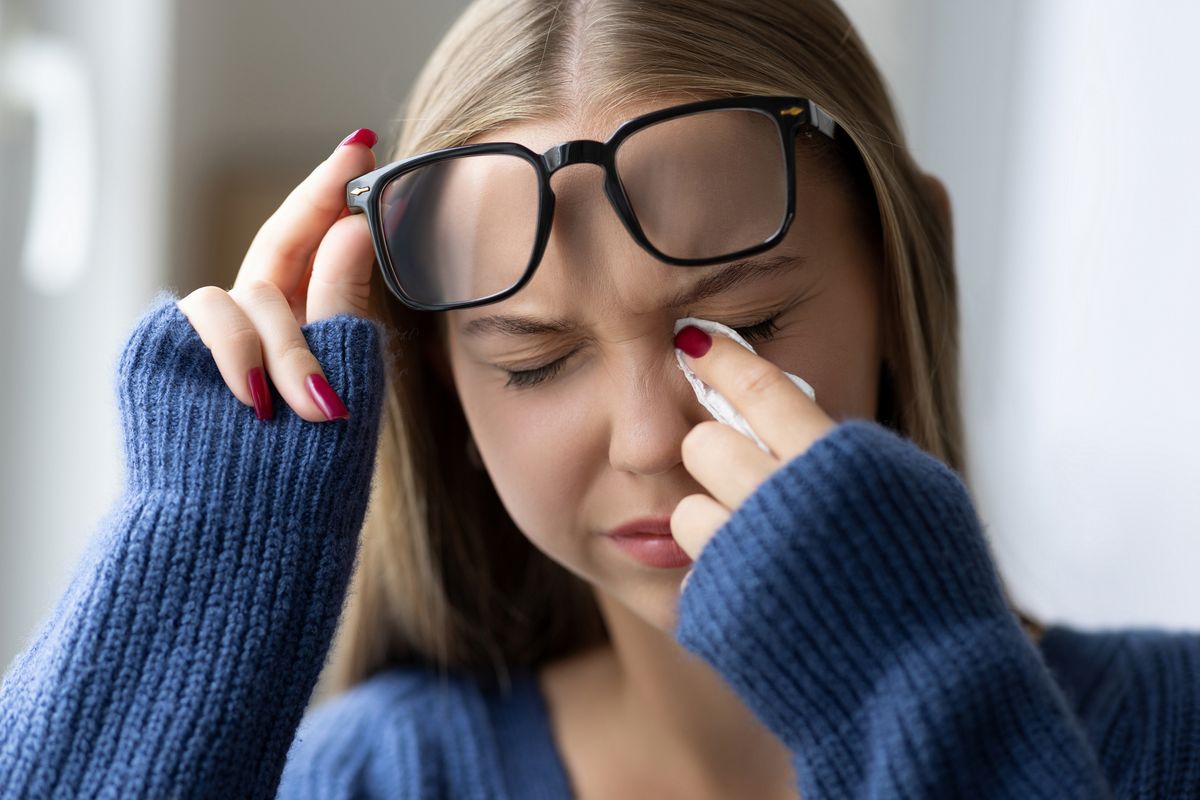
670,326,837,592
174,128,378,423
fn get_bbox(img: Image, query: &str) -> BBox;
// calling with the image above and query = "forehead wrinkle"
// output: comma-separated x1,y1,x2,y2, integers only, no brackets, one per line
459,253,805,339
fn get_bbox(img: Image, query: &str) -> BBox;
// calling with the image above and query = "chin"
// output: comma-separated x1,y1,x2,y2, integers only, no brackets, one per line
596,572,686,636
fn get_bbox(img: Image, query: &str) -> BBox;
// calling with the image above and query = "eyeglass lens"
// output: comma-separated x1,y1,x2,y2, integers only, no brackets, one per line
378,107,789,307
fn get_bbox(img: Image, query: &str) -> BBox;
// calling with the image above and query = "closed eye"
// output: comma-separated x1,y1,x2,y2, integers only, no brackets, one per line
501,354,572,389
499,312,784,390
732,312,781,344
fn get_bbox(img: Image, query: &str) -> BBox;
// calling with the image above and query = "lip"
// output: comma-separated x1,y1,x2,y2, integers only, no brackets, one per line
604,514,674,539
603,514,693,569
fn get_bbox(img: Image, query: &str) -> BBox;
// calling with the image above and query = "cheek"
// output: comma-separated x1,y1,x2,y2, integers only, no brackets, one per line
758,265,881,420
809,263,882,419
452,372,596,562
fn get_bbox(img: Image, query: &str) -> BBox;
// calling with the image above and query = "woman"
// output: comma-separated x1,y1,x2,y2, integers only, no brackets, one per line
2,0,1195,797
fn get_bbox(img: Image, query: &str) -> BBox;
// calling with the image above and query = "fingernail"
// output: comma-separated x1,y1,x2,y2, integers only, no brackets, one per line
247,366,274,421
338,127,377,149
306,373,350,421
674,325,711,358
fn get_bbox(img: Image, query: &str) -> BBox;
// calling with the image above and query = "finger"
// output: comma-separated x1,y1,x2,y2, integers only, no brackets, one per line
234,130,377,299
670,492,731,561
230,279,349,423
675,327,832,461
306,211,375,322
679,568,694,596
175,286,271,418
680,420,778,509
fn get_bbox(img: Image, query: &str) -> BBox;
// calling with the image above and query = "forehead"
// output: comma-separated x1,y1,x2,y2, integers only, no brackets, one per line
466,93,837,183
466,93,707,151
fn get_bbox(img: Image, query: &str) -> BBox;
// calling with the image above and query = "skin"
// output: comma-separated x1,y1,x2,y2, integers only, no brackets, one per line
177,98,952,799
437,96,880,798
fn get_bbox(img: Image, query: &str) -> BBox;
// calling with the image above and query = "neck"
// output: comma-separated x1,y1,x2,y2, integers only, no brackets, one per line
590,587,796,793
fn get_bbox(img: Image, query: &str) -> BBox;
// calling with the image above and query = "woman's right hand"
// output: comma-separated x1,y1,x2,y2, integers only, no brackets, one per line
175,127,379,423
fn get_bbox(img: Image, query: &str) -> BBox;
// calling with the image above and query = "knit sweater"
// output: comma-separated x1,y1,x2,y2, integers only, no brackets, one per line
1,291,1197,799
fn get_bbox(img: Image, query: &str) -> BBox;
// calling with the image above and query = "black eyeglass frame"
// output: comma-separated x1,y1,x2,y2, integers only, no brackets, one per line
344,94,840,312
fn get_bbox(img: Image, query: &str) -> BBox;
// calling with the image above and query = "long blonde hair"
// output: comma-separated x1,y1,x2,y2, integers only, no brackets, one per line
325,0,1042,698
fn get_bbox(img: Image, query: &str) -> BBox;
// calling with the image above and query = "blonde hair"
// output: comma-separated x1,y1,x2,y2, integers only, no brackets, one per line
325,0,1042,696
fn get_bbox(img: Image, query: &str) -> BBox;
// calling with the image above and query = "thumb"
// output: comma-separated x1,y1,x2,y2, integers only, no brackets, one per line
307,208,376,321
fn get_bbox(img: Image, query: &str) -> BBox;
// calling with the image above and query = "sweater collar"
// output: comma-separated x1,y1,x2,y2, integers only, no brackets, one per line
482,666,576,798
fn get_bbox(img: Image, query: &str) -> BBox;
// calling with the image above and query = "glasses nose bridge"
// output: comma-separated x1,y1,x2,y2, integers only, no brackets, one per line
542,139,610,176
540,139,626,225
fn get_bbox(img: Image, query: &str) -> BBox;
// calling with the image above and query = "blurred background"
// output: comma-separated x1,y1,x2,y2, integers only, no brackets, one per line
2,0,1197,673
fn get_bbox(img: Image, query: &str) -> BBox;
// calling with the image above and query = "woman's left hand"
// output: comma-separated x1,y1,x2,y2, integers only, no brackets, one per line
670,326,837,591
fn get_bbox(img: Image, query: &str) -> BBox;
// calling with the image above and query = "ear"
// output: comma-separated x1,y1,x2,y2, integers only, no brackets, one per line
923,172,953,232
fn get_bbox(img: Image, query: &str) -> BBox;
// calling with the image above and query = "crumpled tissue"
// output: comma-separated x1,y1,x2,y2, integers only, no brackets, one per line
673,316,815,455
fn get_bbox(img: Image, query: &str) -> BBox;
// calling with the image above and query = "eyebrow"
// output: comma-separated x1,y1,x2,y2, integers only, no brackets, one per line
460,254,805,339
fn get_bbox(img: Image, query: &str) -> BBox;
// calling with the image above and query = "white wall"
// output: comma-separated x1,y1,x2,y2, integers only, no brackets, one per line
0,0,471,671
841,0,1200,629
991,0,1200,628
0,0,173,670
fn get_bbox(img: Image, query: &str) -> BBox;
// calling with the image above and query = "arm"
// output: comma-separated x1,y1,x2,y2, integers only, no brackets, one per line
1039,623,1200,796
0,291,387,799
674,419,1115,799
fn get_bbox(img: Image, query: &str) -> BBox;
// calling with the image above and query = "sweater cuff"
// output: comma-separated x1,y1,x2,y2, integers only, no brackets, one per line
672,419,1021,751
115,289,387,508
0,289,392,797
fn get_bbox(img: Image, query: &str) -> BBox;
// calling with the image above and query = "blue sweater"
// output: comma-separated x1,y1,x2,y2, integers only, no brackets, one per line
1,291,1197,799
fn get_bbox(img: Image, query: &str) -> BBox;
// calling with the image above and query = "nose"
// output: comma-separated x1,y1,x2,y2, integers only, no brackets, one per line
606,347,710,476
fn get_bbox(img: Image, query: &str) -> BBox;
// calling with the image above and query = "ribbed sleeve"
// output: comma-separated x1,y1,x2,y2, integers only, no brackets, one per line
0,290,388,799
1039,625,1200,797
673,419,1116,799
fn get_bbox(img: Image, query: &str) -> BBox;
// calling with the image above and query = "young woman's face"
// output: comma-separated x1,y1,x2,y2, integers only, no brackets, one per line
440,95,885,632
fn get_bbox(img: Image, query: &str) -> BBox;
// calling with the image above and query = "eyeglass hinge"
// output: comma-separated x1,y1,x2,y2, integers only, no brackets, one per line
350,186,370,196
807,101,838,138
779,101,837,139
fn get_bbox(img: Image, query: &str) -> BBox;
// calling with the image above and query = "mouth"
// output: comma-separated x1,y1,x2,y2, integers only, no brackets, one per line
603,514,692,569
603,514,674,539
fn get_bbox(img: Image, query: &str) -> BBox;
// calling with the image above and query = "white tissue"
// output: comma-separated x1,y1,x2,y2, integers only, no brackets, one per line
673,316,815,455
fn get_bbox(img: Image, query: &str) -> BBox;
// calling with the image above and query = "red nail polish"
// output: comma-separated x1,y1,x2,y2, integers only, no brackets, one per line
338,127,377,148
306,373,350,420
247,366,274,421
674,325,711,358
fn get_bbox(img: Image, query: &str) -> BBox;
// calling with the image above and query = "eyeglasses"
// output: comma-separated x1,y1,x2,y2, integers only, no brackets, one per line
344,95,839,312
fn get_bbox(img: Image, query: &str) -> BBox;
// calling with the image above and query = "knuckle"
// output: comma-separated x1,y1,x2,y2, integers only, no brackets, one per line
237,278,284,304
673,493,706,524
259,191,329,253
732,362,785,398
183,284,228,310
680,422,715,462
275,338,318,372
224,325,261,356
669,499,689,533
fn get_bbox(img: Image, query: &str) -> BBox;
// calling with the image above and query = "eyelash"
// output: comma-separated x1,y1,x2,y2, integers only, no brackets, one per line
500,313,784,390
